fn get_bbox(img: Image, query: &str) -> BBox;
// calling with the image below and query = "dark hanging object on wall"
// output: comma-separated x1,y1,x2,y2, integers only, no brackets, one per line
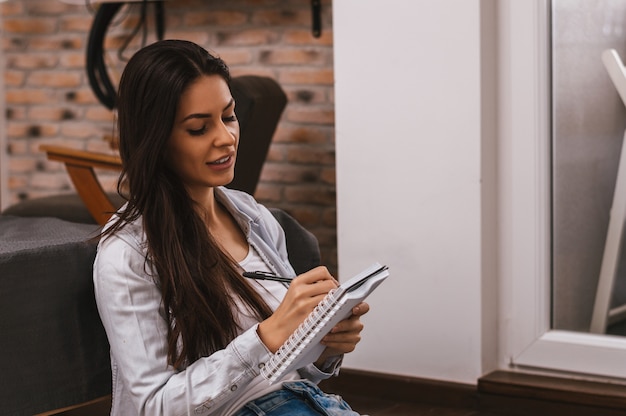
311,0,321,38
86,1,165,110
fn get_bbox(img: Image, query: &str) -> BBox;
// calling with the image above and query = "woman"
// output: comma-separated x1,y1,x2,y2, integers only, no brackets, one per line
93,39,369,415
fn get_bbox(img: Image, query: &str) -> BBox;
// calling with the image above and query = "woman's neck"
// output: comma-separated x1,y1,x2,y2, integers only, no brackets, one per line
197,188,249,262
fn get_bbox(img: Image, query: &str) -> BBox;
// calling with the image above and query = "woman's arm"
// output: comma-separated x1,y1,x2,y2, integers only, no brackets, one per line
93,233,271,415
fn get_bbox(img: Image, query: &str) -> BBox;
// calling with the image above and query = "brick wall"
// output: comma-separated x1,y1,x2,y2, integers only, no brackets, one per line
1,0,337,274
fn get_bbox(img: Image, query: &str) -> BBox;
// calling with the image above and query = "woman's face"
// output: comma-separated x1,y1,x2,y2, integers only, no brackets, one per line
167,74,239,196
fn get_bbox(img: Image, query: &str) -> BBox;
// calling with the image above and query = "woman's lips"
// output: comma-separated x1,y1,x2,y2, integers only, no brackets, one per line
206,154,234,170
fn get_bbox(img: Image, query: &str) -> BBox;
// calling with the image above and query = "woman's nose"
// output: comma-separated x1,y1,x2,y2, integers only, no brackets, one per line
215,120,238,147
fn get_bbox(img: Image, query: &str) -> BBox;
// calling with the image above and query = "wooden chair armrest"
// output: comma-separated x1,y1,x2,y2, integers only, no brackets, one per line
39,144,122,171
39,144,123,225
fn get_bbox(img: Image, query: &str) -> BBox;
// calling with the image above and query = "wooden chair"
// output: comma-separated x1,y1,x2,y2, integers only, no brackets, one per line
38,145,122,225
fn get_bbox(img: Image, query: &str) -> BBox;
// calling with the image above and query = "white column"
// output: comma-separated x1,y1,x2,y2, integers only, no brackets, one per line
333,0,494,383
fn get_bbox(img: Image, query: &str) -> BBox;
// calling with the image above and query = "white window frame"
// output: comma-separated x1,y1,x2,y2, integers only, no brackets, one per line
499,0,626,381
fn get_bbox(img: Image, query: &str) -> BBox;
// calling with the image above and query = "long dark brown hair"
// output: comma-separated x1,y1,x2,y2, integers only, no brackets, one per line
104,39,272,369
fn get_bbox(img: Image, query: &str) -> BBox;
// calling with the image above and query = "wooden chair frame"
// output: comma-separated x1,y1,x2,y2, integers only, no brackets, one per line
40,145,122,225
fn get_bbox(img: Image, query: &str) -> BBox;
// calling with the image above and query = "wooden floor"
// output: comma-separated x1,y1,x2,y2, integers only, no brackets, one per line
53,369,626,416
53,391,626,416
337,392,500,416
56,395,500,416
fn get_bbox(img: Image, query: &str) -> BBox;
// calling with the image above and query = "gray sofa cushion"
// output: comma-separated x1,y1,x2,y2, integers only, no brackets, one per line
0,216,109,415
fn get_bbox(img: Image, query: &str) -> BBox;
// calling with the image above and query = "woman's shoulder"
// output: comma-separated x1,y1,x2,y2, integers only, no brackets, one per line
98,212,146,255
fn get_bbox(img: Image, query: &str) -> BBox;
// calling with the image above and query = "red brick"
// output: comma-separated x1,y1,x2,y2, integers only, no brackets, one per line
284,29,333,46
322,208,336,227
252,10,310,26
7,123,58,138
253,183,283,203
60,15,94,32
6,123,36,138
265,144,286,162
28,71,82,88
30,138,85,153
218,49,253,66
284,107,335,125
44,155,75,172
26,1,78,15
217,29,279,46
279,69,334,85
104,33,133,50
27,106,75,121
86,138,119,154
236,0,283,6
3,18,58,34
287,146,335,165
185,11,247,26
259,49,327,66
6,106,27,120
9,157,38,173
161,30,211,46
2,37,26,52
163,13,182,28
6,140,29,155
7,89,58,105
284,185,335,205
29,35,83,51
260,163,319,183
59,52,86,69
61,122,106,140
30,171,71,190
284,87,328,105
7,175,28,190
85,107,116,122
4,70,25,87
0,2,24,16
65,88,99,104
273,125,330,144
320,167,335,185
6,54,58,69
283,0,332,6
229,67,276,79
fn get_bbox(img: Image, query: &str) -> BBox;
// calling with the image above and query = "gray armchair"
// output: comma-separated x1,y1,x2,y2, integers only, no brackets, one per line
0,208,319,415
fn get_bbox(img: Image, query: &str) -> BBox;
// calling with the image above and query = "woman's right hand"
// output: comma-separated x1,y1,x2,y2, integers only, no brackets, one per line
257,266,338,353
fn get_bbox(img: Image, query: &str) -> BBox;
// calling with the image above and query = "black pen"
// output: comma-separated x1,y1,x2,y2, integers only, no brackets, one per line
243,271,293,284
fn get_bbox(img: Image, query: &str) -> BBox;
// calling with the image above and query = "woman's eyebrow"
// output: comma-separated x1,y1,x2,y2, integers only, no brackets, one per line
181,98,234,122
223,97,234,111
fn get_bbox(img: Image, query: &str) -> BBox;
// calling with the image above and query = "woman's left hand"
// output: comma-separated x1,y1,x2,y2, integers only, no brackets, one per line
316,302,370,363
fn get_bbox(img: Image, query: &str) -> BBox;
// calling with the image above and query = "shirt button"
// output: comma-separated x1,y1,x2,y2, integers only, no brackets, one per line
258,362,265,369
230,384,238,391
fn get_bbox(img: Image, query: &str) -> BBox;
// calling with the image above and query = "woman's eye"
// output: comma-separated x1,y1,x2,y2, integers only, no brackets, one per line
188,126,207,136
223,115,237,123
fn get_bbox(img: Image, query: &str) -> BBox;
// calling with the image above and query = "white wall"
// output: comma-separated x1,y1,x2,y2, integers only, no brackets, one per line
333,0,497,384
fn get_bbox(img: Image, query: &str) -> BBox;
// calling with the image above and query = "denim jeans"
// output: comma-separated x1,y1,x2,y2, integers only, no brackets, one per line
233,380,361,416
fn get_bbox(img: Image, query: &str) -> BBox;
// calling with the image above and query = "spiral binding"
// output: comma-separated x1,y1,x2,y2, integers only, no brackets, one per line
261,288,342,381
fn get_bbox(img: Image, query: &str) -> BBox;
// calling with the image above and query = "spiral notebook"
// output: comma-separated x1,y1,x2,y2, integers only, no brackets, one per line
261,262,390,384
